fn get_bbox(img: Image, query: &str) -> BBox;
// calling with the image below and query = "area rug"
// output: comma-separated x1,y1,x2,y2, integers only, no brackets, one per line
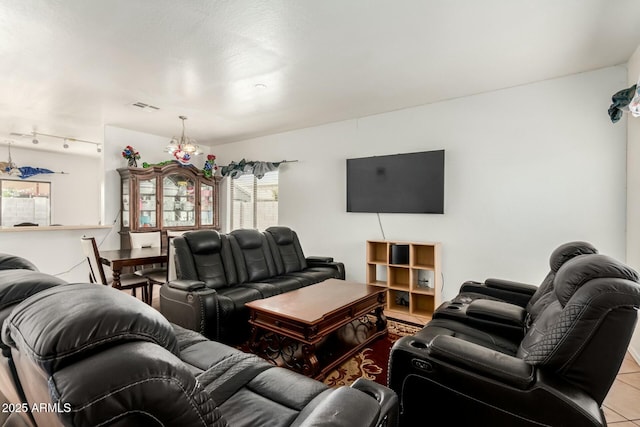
323,319,421,387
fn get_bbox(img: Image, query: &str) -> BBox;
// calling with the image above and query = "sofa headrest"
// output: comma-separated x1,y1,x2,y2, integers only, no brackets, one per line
554,254,639,306
230,229,263,249
548,241,598,272
2,283,179,374
266,226,295,245
184,230,222,254
0,254,38,272
0,270,66,311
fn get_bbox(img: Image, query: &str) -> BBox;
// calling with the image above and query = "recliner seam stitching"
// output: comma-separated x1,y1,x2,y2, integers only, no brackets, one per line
432,341,534,386
60,376,210,426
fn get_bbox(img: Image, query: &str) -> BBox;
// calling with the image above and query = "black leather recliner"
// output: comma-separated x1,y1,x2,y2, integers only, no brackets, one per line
430,241,599,344
450,241,598,308
389,253,640,426
160,228,345,344
1,261,398,427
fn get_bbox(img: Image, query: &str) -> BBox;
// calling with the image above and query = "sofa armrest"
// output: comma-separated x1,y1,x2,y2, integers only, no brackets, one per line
458,279,536,307
306,258,346,280
306,256,334,263
484,278,538,295
466,299,527,328
429,335,534,390
433,300,525,341
293,387,383,427
167,279,206,291
351,378,398,427
159,283,219,339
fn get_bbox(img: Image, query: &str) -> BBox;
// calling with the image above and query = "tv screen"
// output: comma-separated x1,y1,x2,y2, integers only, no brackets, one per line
346,150,444,214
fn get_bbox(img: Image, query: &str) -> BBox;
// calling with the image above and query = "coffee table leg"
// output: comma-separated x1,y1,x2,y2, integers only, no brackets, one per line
301,344,320,377
248,325,262,353
375,306,387,332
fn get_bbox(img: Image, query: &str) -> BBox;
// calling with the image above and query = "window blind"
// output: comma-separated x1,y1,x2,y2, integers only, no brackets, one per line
230,170,278,230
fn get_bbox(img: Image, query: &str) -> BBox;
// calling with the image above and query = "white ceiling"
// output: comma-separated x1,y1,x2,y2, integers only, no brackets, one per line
1,0,640,157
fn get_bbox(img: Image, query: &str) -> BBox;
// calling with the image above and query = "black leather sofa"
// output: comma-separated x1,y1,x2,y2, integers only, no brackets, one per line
0,254,398,427
388,252,640,426
160,227,345,343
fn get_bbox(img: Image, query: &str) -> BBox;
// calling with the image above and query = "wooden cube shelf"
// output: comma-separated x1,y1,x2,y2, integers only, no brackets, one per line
365,240,441,323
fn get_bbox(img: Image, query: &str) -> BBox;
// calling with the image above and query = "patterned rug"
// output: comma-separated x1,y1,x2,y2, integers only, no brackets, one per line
323,319,421,387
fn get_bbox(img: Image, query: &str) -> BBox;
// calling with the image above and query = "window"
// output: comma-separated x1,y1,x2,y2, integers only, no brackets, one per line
230,170,278,230
0,180,51,226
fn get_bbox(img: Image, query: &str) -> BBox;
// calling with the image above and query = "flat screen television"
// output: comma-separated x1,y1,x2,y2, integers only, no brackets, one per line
346,150,445,214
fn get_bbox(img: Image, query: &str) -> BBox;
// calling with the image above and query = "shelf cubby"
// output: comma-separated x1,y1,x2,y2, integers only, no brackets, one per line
410,293,436,318
389,266,410,290
366,241,388,264
388,289,410,314
412,244,436,269
366,263,388,286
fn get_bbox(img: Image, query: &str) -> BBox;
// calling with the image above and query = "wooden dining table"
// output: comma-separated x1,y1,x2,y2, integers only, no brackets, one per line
98,247,167,289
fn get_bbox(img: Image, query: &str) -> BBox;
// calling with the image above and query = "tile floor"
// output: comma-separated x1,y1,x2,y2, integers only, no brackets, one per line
604,352,640,425
147,290,640,424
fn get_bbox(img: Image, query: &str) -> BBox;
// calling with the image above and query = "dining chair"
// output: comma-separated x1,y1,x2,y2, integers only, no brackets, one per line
80,236,149,302
129,231,167,305
166,230,189,283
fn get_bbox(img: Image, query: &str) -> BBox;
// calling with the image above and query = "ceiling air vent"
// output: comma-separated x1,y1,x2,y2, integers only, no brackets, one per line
132,102,160,111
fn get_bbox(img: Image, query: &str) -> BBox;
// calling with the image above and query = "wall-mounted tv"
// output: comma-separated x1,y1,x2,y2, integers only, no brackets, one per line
346,150,445,214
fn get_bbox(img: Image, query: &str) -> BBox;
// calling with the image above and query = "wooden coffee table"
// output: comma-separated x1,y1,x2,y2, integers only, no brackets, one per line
246,279,387,380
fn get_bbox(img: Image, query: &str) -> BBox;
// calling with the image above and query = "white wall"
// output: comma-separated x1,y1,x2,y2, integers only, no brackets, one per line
626,44,640,363
1,146,101,225
102,125,211,249
213,67,628,302
0,146,103,282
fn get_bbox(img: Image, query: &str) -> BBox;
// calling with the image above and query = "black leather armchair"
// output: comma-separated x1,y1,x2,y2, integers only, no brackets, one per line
452,241,597,308
430,242,599,345
389,253,640,426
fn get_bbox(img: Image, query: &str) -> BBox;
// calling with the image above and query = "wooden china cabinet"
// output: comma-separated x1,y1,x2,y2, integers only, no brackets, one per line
118,162,220,248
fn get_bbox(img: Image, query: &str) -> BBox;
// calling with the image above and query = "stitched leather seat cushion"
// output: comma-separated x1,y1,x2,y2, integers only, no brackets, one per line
288,268,341,283
216,287,263,313
3,283,179,373
255,276,305,293
240,281,284,298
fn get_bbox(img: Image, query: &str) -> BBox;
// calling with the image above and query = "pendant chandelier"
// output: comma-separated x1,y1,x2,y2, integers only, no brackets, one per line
165,115,201,163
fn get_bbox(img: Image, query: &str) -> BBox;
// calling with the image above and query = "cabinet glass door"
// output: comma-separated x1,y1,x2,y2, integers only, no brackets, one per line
138,178,157,228
163,174,196,227
200,182,214,226
122,178,130,228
